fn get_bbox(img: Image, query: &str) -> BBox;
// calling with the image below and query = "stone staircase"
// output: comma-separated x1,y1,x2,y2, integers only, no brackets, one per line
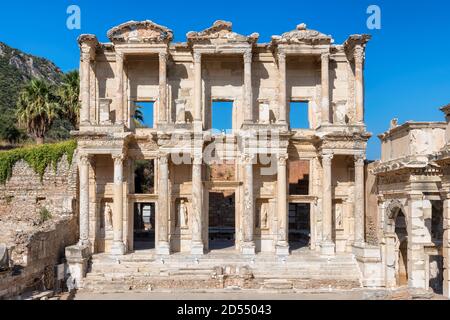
80,250,363,293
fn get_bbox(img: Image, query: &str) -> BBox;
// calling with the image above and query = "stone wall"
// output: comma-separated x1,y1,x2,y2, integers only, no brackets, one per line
0,155,78,299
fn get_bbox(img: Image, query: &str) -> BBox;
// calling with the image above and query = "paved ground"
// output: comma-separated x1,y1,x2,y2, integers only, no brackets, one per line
73,288,447,300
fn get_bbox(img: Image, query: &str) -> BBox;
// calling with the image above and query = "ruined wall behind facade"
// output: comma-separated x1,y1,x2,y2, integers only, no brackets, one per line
0,155,78,299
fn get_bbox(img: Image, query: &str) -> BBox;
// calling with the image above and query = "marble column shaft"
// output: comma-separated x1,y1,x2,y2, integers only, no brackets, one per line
321,52,330,125
244,50,253,123
115,52,124,125
191,156,204,254
159,52,168,123
354,46,365,124
354,155,365,244
80,48,91,124
277,155,288,245
78,154,90,246
242,155,256,254
112,154,126,254
193,52,202,123
443,197,450,298
278,52,287,124
158,155,169,245
322,154,333,242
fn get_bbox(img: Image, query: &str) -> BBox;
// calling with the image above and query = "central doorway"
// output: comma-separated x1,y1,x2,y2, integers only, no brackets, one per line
133,203,156,251
288,203,311,251
208,191,236,251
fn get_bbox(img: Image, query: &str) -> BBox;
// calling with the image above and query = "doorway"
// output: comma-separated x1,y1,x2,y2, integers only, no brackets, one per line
289,203,311,251
208,191,236,251
395,210,408,286
133,203,156,251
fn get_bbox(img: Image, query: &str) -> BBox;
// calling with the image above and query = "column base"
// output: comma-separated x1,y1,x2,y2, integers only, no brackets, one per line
157,242,171,255
276,242,290,256
191,242,205,255
320,241,335,256
241,242,256,255
110,241,127,255
65,244,91,290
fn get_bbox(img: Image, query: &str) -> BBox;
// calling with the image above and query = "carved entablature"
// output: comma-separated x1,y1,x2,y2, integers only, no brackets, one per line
187,20,259,46
107,20,174,44
319,131,371,153
370,156,441,177
378,173,410,186
271,23,333,46
78,34,100,48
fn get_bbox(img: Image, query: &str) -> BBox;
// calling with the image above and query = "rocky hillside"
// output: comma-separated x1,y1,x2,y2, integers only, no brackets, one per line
0,42,63,141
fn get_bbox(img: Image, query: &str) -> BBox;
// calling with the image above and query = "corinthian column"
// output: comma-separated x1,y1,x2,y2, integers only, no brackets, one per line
243,50,253,124
354,46,365,125
443,194,450,298
242,154,256,255
80,47,92,125
159,52,168,124
191,155,204,255
115,52,124,125
321,52,330,126
157,154,170,255
321,153,335,256
354,154,365,245
276,154,290,256
111,154,126,255
278,51,287,125
193,52,203,126
78,154,91,247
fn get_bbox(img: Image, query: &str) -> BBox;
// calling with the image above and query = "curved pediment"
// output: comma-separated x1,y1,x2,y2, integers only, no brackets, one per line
107,20,174,44
272,23,333,45
187,20,259,45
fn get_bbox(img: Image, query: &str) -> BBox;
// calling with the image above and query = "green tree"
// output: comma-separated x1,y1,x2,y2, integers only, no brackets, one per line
57,70,80,128
16,79,60,144
133,104,146,128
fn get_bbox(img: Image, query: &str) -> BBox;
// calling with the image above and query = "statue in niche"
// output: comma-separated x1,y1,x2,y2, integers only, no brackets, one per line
335,204,343,229
261,203,269,229
179,200,189,229
104,202,113,230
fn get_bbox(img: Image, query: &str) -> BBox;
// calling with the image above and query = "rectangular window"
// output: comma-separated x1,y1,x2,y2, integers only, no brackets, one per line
290,101,309,129
134,160,155,194
212,101,233,132
289,160,310,195
134,101,154,128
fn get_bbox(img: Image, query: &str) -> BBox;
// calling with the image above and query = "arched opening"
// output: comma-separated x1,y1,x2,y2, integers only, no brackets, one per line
394,209,408,287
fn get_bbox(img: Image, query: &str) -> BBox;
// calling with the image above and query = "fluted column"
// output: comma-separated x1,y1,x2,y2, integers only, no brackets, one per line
191,155,205,255
111,154,126,255
354,154,365,245
193,52,202,126
443,195,450,298
241,154,256,255
321,52,330,126
321,153,335,255
278,51,287,124
354,46,365,124
243,50,253,124
115,52,124,125
80,47,91,125
276,154,290,256
78,154,91,247
159,52,168,124
157,154,170,255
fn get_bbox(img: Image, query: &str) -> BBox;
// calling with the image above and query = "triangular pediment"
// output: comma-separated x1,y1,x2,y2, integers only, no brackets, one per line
272,23,333,45
107,20,173,44
187,20,259,45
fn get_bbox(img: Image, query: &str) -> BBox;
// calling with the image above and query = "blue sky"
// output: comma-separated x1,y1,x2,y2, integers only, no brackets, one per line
1,0,449,159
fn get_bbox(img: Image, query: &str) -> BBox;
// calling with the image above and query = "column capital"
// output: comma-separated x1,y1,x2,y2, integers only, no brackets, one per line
159,51,168,62
354,153,366,165
193,51,202,64
277,154,289,166
158,153,169,165
112,153,125,165
321,52,330,61
115,51,125,60
322,152,334,164
241,153,256,165
79,154,92,166
278,51,286,64
354,45,365,65
244,49,253,64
